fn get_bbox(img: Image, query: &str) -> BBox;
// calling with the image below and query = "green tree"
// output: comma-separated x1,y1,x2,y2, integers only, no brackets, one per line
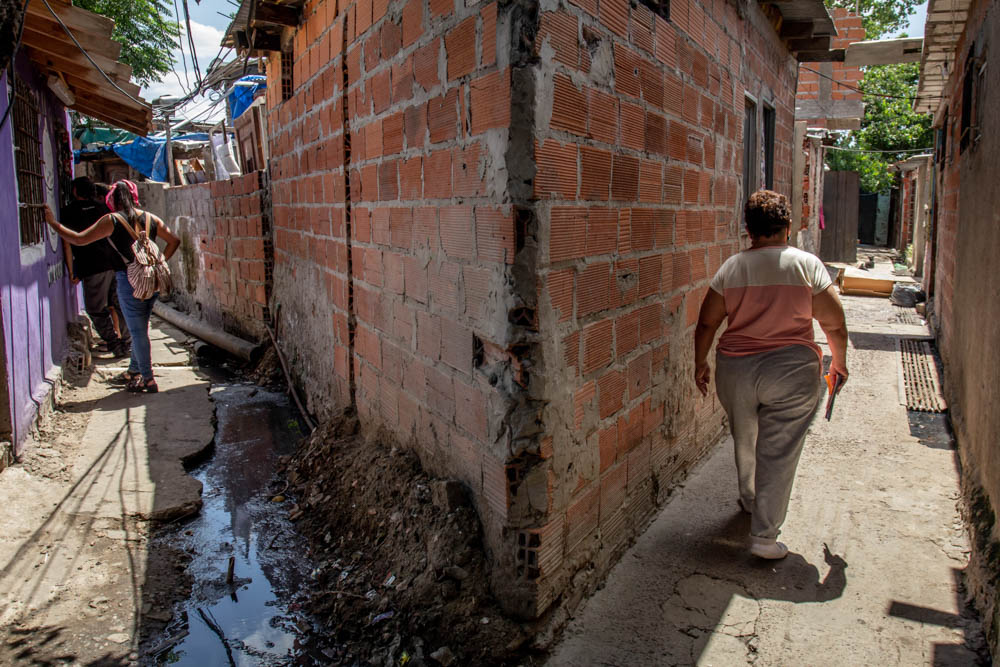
826,63,934,193
73,0,179,85
825,0,924,39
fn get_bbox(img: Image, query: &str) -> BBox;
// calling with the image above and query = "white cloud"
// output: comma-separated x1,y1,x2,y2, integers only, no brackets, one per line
140,20,232,123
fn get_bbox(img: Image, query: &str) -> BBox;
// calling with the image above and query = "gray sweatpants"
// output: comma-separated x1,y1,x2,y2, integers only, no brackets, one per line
715,345,822,539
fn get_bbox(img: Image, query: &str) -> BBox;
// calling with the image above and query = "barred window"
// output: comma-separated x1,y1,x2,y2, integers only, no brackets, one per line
281,50,293,102
12,77,45,247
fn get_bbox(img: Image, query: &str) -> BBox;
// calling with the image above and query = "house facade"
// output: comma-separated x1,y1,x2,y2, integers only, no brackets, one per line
0,1,150,464
916,0,1000,656
221,0,838,617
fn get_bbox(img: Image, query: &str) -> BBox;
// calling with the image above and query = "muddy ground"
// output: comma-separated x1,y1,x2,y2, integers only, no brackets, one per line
282,418,542,666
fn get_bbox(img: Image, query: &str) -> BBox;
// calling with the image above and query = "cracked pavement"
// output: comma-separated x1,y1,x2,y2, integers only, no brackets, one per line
548,294,987,666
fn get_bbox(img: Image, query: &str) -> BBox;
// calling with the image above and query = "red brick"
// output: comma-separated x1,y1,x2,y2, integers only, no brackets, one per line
413,40,441,92
383,111,404,154
424,150,452,198
639,160,662,203
416,311,441,360
550,207,587,263
573,381,596,430
476,207,515,263
611,154,639,201
470,69,511,134
564,330,580,372
441,317,472,374
580,146,612,202
429,261,461,313
602,0,629,38
535,140,577,199
405,256,429,303
577,262,611,316
439,205,475,259
616,309,640,359
598,369,626,419
627,350,651,399
399,156,422,199
464,265,491,321
404,103,427,148
456,379,487,439
613,45,641,98
538,11,578,67
552,73,588,136
429,0,451,18
548,269,574,321
481,3,497,67
588,88,618,145
445,16,476,81
402,0,422,47
389,207,413,249
582,319,614,374
620,101,645,151
428,88,459,144
599,425,618,472
454,143,484,197
586,208,617,255
638,302,661,343
566,484,599,550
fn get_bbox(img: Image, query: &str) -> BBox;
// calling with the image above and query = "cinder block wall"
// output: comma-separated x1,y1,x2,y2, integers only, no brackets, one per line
147,172,273,341
263,0,798,619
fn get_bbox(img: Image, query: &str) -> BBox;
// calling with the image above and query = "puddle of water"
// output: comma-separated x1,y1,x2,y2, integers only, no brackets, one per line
154,384,315,666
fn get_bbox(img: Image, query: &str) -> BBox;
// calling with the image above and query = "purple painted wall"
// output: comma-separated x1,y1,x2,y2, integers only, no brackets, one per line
0,55,81,451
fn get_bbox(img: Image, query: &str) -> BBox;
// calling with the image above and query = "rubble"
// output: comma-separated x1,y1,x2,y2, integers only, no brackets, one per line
282,418,538,665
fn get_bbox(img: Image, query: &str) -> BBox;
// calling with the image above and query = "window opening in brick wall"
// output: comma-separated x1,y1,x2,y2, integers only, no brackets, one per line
763,103,775,190
637,0,669,21
959,45,986,153
12,77,45,247
281,50,294,102
742,96,758,200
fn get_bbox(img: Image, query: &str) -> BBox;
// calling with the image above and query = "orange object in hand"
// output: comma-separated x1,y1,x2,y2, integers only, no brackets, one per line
824,372,844,421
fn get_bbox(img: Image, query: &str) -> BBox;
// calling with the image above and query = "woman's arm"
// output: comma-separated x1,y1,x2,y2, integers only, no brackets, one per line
62,238,79,283
44,206,114,245
151,214,180,262
813,285,849,383
694,288,728,396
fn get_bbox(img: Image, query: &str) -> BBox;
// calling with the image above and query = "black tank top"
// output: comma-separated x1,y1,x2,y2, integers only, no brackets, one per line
108,211,158,265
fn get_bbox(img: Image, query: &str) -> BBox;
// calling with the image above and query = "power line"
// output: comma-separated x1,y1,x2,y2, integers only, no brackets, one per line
824,145,932,154
182,0,202,89
38,0,148,107
800,66,918,101
172,0,192,92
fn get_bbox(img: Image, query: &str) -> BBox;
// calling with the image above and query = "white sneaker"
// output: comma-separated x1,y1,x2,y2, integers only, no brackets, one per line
750,536,789,559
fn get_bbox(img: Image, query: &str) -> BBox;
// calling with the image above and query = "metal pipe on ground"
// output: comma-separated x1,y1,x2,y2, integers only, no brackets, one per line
152,302,259,362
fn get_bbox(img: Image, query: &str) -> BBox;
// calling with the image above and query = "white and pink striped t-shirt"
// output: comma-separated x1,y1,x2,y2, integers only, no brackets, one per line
709,246,832,360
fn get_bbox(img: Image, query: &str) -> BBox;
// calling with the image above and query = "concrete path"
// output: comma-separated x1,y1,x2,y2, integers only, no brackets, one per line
0,318,215,664
549,295,985,666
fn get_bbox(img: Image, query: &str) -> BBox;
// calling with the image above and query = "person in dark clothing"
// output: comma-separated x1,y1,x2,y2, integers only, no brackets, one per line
61,177,130,358
46,180,180,394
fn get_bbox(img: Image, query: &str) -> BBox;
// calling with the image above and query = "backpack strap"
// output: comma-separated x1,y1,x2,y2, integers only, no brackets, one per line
144,211,152,238
111,212,141,241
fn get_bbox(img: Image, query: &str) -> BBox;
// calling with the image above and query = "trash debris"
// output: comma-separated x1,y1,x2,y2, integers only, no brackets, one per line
371,611,395,625
430,646,456,665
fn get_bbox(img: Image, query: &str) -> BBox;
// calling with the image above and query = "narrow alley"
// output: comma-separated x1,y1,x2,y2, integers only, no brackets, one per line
549,283,988,665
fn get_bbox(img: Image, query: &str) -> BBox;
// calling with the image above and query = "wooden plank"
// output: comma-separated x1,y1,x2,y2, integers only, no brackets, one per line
71,99,150,135
21,18,121,60
250,29,283,52
252,0,301,27
844,38,923,66
25,1,114,40
780,20,816,40
22,32,133,83
796,48,845,62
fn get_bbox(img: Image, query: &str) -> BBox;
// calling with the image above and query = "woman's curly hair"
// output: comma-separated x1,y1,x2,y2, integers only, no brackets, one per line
744,190,791,238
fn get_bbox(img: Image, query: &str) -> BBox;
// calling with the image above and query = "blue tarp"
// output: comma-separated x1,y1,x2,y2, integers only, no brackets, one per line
74,133,212,182
228,75,267,121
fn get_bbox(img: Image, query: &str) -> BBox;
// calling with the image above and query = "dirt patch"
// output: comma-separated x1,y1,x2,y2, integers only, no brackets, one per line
283,419,539,666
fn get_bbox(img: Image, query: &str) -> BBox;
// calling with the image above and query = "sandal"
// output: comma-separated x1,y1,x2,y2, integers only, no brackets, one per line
109,371,138,386
126,376,158,394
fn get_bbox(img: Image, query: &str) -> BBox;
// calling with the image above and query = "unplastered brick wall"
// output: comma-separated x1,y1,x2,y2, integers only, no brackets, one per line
151,172,273,341
796,8,864,127
528,0,798,615
262,0,798,620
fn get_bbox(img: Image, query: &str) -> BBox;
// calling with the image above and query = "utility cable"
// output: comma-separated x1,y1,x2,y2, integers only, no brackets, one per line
172,0,192,91
38,0,149,107
0,0,33,134
182,0,202,89
800,65,918,101
824,145,932,154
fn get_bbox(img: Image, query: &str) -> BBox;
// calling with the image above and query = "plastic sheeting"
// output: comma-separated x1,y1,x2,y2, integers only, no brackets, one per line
228,75,267,121
74,133,213,182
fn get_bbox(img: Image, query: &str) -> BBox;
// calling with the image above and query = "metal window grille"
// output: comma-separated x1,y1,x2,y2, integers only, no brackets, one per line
281,51,293,102
742,97,758,200
12,77,45,247
762,104,775,190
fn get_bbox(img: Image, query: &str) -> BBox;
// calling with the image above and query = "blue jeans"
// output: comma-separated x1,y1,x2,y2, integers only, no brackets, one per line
115,271,157,381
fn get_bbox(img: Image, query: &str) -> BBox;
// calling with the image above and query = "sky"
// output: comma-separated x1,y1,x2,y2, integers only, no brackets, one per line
137,0,931,126
138,1,237,126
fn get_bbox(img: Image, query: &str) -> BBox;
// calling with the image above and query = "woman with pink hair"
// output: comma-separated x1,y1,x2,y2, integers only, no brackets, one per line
47,180,180,393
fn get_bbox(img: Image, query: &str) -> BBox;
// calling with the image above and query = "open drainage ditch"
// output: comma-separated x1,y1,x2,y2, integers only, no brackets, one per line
149,383,327,665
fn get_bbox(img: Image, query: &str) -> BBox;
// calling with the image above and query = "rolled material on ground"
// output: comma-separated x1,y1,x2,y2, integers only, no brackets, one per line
152,302,259,361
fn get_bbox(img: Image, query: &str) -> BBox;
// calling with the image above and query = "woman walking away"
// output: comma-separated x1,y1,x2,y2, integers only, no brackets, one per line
46,180,180,394
693,190,848,560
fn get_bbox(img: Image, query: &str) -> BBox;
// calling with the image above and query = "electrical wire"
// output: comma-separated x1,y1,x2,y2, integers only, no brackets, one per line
0,0,33,134
800,65,918,101
182,0,202,89
824,145,932,154
172,0,192,91
38,0,148,107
